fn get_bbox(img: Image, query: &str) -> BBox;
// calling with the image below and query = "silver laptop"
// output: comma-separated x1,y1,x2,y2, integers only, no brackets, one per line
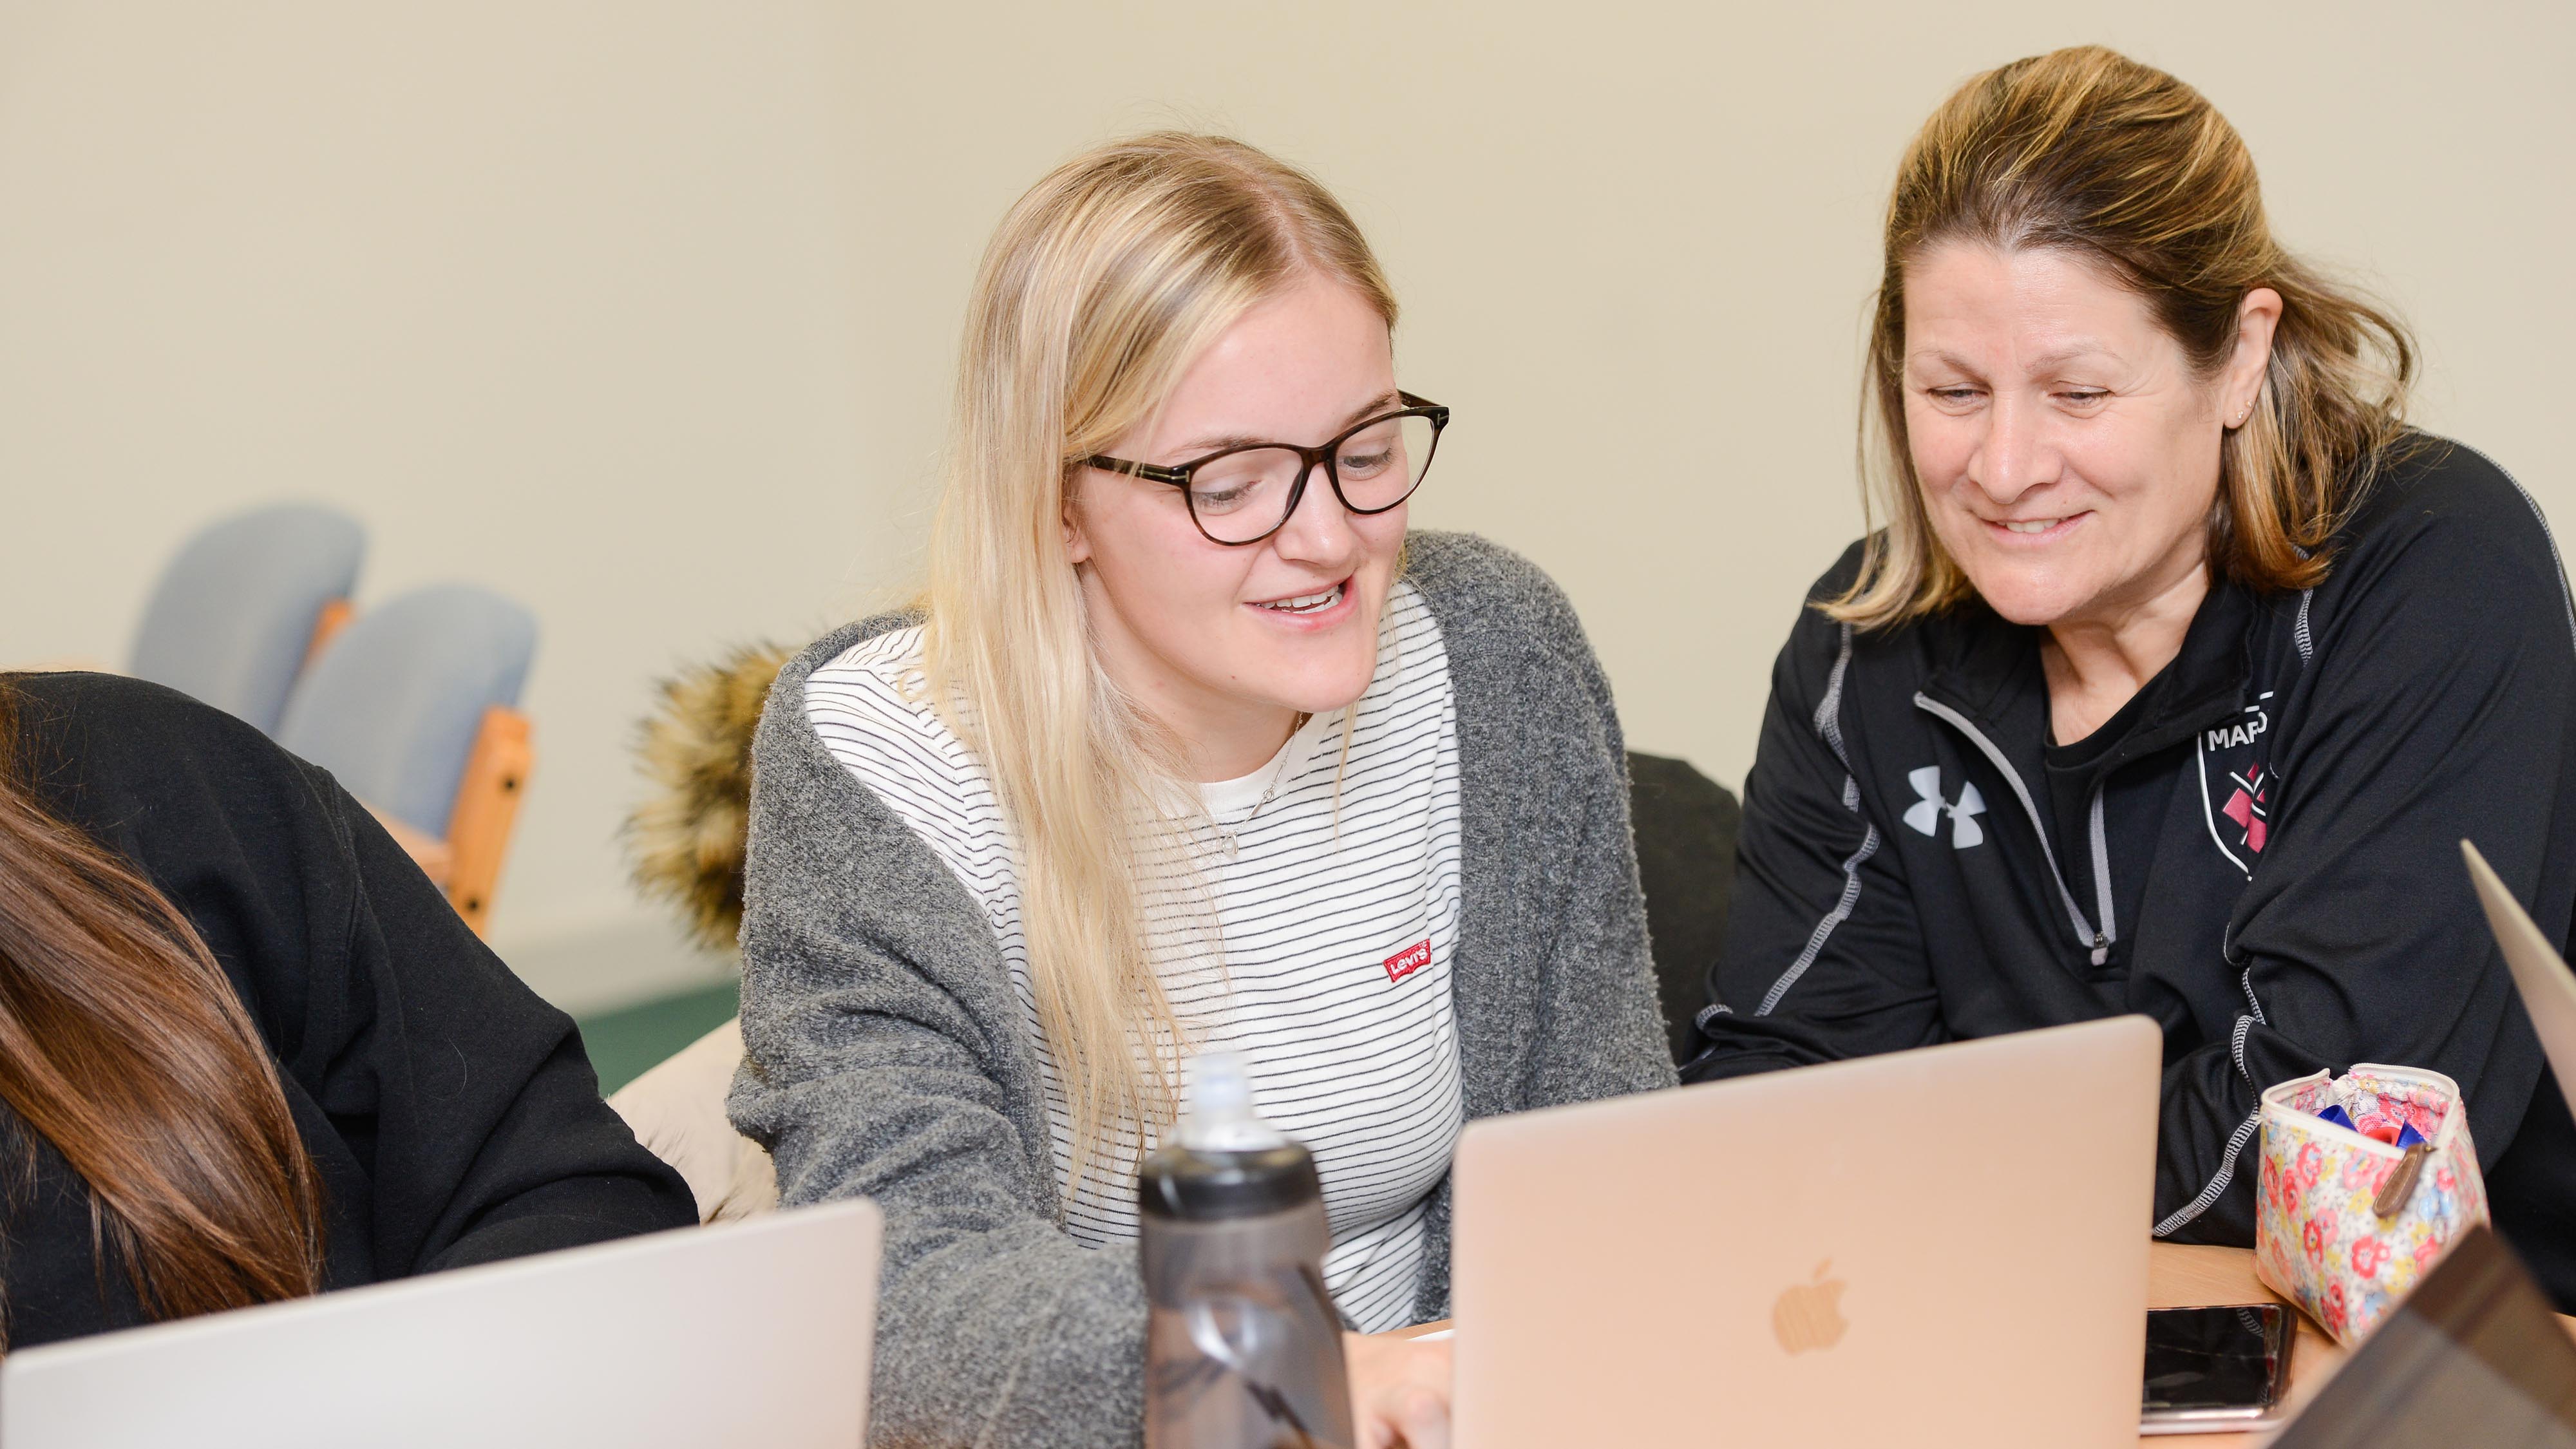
0,1198,880,1449
2463,839,2576,1129
1450,1015,2162,1449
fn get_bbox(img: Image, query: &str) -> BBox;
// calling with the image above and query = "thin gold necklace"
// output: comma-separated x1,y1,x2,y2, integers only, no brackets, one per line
1215,712,1311,857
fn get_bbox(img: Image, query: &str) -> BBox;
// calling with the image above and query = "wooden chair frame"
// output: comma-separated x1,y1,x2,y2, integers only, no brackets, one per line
305,598,355,665
367,705,533,938
443,705,533,935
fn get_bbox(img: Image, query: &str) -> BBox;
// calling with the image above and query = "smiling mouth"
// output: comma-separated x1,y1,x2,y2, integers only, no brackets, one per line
1987,513,2086,536
1252,581,1347,614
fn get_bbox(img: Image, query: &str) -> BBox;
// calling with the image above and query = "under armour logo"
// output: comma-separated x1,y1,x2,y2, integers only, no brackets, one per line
1903,765,1985,849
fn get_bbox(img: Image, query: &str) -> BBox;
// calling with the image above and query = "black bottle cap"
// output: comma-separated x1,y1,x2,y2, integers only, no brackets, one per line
1137,1142,1320,1221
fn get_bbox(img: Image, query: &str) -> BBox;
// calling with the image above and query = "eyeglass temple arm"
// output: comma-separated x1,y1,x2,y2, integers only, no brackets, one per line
1081,455,1191,485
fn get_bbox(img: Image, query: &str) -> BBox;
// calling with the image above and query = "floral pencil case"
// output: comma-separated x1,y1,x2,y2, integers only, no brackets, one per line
2253,1064,2489,1345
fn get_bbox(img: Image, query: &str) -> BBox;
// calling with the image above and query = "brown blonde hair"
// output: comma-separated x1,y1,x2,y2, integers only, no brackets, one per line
922,134,1397,1189
0,681,325,1342
1831,44,2418,629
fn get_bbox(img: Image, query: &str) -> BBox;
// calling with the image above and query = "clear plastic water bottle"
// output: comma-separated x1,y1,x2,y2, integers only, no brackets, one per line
1140,1051,1354,1449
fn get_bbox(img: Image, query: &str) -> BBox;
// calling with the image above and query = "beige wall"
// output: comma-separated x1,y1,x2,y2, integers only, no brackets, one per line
2,1,2566,1009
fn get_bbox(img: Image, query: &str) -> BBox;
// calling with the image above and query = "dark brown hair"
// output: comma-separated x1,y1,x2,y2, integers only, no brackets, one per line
0,679,323,1341
1832,45,2418,628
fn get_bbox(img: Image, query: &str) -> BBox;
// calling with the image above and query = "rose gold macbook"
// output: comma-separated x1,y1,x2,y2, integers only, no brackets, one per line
2461,840,2576,1128
0,1200,882,1449
1450,1015,2161,1448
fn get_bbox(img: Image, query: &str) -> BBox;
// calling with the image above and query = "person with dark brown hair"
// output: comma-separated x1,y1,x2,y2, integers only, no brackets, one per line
1688,44,2576,1304
0,668,694,1349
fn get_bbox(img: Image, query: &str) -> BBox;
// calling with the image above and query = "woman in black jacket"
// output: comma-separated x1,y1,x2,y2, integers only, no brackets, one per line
0,668,694,1347
1688,45,2576,1305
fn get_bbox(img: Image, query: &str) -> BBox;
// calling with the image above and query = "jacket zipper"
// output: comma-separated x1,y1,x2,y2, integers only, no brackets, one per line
1913,692,2116,966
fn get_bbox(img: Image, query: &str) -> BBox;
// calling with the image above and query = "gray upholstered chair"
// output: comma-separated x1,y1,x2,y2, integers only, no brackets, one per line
277,583,537,934
127,503,366,735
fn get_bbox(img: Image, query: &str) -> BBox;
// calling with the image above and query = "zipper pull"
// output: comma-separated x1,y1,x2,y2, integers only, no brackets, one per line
2089,933,2109,967
2373,1142,2432,1219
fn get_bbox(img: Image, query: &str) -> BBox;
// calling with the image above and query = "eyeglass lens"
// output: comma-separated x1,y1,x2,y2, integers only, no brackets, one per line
1186,413,1439,544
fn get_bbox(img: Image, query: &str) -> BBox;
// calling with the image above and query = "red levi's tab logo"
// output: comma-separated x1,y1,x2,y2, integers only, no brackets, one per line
1383,940,1433,983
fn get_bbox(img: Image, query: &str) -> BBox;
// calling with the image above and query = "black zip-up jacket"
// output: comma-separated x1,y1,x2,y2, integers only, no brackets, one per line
0,671,697,1347
1684,436,2576,1306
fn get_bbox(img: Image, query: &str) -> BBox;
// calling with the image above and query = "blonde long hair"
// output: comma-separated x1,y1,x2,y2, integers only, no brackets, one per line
920,133,1397,1188
1832,45,2416,629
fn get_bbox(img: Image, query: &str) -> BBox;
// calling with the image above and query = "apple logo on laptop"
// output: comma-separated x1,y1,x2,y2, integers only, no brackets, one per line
1772,1260,1848,1356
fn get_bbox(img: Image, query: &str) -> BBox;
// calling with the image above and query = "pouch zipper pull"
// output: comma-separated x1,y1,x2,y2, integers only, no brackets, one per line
2372,1142,2432,1219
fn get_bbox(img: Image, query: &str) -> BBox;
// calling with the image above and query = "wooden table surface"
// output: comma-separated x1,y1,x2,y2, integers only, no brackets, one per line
1398,1240,2576,1444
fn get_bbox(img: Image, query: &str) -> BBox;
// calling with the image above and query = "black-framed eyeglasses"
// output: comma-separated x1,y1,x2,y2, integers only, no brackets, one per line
1083,391,1450,546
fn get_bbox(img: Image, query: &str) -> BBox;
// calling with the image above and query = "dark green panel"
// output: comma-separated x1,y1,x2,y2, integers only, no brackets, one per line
576,979,741,1095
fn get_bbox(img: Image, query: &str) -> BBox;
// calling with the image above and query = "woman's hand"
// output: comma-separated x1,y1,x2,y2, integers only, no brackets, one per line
1343,1330,1452,1449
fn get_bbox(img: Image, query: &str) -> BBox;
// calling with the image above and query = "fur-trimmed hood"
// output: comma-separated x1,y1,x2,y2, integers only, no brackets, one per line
625,643,788,951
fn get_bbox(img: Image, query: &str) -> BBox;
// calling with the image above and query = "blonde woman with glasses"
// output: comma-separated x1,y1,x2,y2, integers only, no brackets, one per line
728,133,1673,1448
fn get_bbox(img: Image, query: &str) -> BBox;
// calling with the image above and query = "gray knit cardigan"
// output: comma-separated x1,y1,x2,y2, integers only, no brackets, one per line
727,530,1677,1449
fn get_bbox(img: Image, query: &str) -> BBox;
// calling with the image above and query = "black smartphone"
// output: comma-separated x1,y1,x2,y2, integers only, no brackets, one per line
2141,1303,2297,1434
